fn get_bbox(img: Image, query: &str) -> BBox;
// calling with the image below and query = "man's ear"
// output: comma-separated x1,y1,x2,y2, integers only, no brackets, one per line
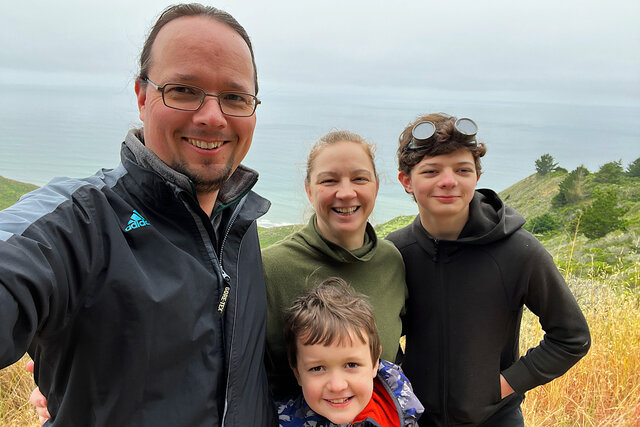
398,172,413,194
134,79,147,123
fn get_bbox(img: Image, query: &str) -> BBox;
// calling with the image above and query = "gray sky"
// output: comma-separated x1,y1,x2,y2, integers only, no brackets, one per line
1,0,639,102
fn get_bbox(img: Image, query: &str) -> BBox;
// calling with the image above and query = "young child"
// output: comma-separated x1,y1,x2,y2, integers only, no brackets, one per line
387,113,591,426
277,277,423,426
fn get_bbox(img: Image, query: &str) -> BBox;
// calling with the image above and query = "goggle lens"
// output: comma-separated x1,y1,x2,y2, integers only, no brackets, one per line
455,118,478,138
408,116,479,150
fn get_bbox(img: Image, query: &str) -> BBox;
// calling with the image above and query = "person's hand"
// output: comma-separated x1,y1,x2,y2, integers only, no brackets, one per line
25,360,51,425
500,374,515,399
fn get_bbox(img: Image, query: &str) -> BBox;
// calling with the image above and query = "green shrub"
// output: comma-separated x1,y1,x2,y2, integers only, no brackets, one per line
594,160,624,184
553,165,590,206
580,189,628,239
627,157,640,177
524,213,561,234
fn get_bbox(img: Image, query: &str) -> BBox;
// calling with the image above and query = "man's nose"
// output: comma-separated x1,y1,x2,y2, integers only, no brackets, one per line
192,96,227,128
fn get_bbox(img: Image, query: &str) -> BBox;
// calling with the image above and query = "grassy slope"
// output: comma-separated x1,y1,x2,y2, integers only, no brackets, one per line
501,172,640,284
0,176,38,211
498,171,566,218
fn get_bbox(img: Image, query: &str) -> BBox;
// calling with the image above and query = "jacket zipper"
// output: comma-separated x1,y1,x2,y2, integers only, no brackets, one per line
432,238,450,426
217,195,246,312
220,195,248,426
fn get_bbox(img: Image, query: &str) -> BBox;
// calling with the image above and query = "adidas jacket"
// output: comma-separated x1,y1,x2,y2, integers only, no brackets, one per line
0,130,275,426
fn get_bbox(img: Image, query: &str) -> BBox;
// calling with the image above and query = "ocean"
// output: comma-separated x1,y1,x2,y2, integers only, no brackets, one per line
1,78,639,226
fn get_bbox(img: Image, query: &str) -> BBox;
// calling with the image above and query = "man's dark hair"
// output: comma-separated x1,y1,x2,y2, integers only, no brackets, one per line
137,3,259,94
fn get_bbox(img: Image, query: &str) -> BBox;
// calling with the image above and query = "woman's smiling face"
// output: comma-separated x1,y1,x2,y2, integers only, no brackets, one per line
305,141,379,250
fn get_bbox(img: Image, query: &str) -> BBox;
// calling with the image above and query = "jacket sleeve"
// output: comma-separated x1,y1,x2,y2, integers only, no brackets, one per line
0,186,100,367
501,232,591,393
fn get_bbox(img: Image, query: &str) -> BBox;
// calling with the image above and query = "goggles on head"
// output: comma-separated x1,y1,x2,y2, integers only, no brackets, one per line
408,117,478,150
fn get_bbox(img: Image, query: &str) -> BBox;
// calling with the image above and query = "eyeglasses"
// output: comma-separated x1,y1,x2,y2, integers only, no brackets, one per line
145,79,261,117
408,117,478,150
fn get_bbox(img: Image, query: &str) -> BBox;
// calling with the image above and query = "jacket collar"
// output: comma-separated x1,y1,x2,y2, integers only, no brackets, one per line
123,129,260,216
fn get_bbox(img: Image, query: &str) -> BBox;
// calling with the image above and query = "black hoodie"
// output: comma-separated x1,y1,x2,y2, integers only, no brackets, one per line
387,189,590,426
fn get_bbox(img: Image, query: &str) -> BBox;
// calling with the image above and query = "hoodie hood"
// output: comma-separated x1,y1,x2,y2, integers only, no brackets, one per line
292,214,379,264
457,188,526,244
410,189,525,258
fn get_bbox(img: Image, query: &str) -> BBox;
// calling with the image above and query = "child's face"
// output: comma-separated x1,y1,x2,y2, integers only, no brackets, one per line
399,148,479,223
292,333,379,424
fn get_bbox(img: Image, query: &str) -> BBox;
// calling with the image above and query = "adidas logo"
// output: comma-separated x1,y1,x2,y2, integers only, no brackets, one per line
125,210,150,231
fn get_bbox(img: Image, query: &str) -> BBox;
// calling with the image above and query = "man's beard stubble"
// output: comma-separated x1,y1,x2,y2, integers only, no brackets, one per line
173,158,233,195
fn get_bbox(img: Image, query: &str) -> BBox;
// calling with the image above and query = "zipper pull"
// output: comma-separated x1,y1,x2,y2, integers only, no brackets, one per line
217,272,231,312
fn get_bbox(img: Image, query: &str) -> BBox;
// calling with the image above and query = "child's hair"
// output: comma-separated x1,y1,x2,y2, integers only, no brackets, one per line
397,112,487,176
284,277,381,368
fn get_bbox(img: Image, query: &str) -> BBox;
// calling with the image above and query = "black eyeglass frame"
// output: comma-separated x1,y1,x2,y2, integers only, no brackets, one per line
408,117,479,150
145,78,261,117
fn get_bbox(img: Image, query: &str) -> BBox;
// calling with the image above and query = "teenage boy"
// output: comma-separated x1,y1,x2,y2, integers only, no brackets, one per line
278,277,423,426
387,113,591,426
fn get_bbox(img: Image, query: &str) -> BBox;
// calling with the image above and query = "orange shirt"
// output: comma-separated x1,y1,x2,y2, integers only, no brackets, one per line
351,377,400,426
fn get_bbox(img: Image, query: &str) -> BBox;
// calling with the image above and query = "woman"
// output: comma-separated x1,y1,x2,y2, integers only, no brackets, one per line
263,130,407,400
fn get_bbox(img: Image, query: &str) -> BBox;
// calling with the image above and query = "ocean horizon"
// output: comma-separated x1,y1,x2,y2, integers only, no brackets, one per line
1,76,639,227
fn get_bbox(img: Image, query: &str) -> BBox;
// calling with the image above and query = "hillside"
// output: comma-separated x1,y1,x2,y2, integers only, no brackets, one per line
498,171,566,218
0,176,38,210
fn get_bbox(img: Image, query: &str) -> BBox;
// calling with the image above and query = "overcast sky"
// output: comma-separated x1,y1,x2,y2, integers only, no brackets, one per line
1,0,639,102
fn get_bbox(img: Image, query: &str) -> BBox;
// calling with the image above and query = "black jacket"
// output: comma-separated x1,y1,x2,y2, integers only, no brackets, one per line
0,130,275,426
387,189,590,426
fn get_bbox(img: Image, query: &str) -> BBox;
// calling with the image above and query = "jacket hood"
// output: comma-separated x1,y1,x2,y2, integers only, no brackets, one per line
409,189,525,256
457,188,525,245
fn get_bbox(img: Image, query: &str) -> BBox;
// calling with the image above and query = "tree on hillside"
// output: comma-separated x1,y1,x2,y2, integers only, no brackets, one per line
594,160,624,184
524,213,561,234
535,154,559,175
580,188,628,239
553,165,590,206
627,157,640,177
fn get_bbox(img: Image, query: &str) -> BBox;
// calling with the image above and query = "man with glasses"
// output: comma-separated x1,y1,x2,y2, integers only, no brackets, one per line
0,4,274,425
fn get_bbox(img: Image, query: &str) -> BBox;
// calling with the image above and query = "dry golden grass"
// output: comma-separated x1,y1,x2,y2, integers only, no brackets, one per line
0,356,39,426
1,275,638,426
521,275,640,426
